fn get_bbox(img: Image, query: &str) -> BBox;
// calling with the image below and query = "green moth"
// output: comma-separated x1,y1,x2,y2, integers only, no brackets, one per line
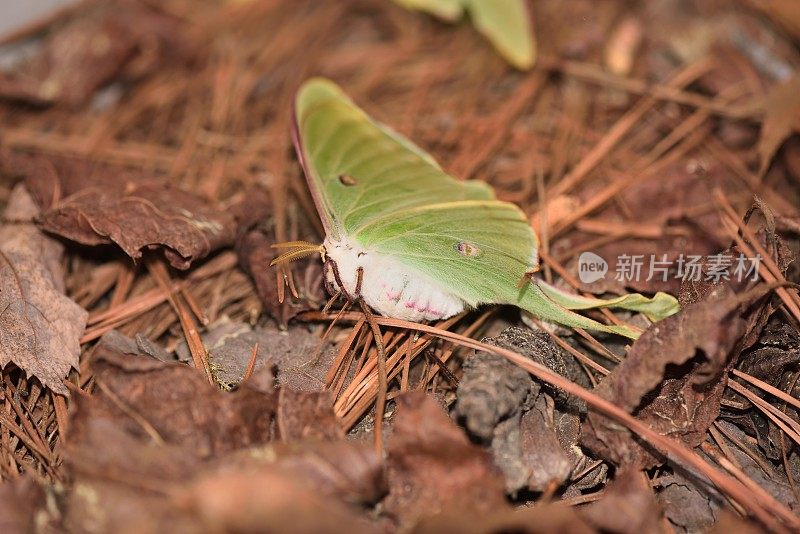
391,0,536,70
275,78,678,339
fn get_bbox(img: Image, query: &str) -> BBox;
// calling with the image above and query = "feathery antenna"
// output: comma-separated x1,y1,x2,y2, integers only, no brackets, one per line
269,241,324,267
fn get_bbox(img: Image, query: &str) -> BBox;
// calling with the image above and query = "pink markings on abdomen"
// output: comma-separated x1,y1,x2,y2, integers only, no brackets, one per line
385,290,401,301
401,298,443,318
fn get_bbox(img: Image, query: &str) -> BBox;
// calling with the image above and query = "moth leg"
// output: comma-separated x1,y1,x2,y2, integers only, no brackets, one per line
322,259,337,296
354,266,364,299
423,349,459,386
358,299,387,455
328,259,353,301
321,290,342,315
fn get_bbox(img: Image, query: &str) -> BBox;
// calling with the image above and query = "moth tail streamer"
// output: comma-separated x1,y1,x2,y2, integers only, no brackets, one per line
517,281,679,339
535,279,680,322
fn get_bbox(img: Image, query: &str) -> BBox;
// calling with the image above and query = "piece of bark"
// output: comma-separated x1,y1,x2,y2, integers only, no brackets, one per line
455,327,585,493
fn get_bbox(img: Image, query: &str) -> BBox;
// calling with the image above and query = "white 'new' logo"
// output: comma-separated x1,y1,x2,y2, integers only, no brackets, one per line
578,251,608,284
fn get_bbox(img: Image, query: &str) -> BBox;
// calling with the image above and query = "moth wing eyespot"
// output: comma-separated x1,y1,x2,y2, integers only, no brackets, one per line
338,174,357,186
454,241,481,257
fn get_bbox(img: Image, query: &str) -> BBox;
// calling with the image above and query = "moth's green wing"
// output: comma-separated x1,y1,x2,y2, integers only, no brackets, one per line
355,199,538,308
356,201,641,338
390,0,535,69
464,0,535,70
294,78,493,240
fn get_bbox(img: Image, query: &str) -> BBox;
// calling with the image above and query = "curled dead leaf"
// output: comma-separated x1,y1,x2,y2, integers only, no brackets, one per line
581,284,768,468
39,182,236,269
6,153,238,269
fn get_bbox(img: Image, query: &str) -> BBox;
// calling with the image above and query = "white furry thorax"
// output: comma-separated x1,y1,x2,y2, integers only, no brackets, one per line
322,234,466,322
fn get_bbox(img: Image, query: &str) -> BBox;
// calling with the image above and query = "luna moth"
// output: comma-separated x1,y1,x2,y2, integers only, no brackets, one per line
391,0,536,70
274,78,679,339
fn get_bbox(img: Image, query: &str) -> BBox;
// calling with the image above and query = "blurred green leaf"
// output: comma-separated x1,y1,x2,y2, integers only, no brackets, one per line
392,0,536,69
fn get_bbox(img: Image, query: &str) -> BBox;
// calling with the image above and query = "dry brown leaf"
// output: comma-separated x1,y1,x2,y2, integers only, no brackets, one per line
581,282,772,468
7,152,142,208
64,396,204,532
8,153,238,269
219,440,386,506
236,228,325,326
758,74,800,176
656,471,722,532
0,185,86,394
580,469,663,534
229,185,324,325
88,332,276,456
39,181,236,269
383,392,507,529
0,478,47,534
181,469,379,534
66,393,383,533
236,229,290,323
0,0,188,106
410,503,596,534
276,388,344,441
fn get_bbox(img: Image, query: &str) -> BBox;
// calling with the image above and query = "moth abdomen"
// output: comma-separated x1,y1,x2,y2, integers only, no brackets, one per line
323,234,465,322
